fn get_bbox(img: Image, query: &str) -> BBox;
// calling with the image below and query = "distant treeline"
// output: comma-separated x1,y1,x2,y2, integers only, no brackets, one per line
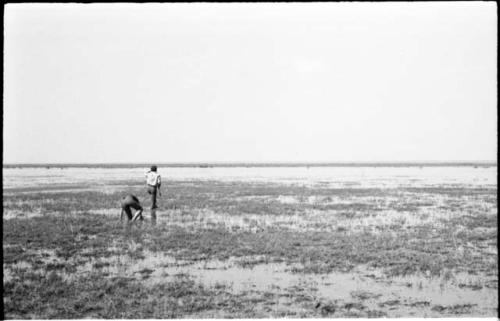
2,162,497,169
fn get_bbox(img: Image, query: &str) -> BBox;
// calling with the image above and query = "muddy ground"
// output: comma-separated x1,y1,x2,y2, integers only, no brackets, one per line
2,170,498,318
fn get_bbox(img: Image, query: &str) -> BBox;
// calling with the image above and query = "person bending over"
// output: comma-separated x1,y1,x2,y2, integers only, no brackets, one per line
120,194,143,222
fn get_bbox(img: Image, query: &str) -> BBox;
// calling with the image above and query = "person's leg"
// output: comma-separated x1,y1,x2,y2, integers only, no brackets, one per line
147,185,157,209
123,206,133,220
152,187,157,209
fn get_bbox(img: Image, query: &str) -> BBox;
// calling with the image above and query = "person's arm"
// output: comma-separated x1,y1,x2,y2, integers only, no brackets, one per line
157,175,162,196
120,209,124,221
132,208,143,222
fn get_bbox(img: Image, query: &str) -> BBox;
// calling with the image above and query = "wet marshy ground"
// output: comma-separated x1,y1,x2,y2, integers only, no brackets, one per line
3,166,498,318
4,245,497,318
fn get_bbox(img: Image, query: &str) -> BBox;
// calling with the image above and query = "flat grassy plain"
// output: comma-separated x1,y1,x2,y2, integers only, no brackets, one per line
2,166,498,318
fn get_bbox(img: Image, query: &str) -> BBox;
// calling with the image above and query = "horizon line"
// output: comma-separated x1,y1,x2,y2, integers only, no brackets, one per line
2,160,497,168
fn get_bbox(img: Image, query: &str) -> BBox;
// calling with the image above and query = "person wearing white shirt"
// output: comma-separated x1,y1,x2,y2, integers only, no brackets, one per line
145,165,161,209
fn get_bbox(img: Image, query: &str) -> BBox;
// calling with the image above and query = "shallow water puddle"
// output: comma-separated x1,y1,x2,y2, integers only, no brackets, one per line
4,248,497,317
72,251,500,316
313,268,497,316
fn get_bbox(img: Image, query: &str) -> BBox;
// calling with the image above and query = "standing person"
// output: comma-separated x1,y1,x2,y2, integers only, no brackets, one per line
120,194,143,222
146,165,161,209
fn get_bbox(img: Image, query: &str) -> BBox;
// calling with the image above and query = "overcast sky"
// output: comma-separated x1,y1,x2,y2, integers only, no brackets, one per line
3,2,497,163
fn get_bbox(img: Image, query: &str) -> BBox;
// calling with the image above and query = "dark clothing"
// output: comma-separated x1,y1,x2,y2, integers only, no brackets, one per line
147,185,158,209
121,195,143,220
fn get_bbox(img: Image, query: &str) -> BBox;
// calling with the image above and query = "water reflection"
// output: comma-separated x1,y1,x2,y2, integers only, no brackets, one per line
151,209,157,225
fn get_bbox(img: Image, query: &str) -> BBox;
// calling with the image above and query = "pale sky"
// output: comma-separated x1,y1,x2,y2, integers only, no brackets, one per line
3,2,497,163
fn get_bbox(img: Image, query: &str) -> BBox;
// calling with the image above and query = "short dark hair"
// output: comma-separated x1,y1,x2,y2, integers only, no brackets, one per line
151,165,157,172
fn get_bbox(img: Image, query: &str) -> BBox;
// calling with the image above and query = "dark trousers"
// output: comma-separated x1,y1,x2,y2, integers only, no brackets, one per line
147,185,157,209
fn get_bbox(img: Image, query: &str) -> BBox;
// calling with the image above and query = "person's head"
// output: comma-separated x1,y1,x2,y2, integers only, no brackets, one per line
150,165,157,172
